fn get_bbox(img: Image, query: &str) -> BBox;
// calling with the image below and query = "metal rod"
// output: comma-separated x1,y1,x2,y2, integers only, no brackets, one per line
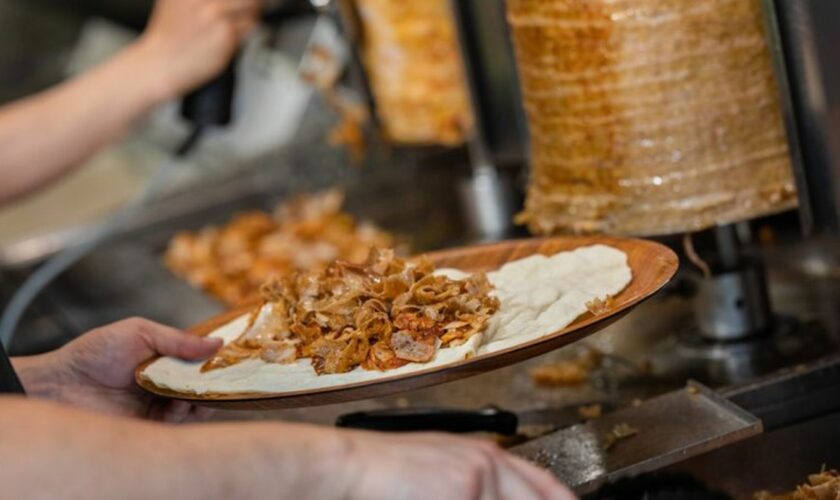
714,224,742,271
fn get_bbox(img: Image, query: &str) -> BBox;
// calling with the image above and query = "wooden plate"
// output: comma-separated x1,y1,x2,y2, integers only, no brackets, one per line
136,236,678,409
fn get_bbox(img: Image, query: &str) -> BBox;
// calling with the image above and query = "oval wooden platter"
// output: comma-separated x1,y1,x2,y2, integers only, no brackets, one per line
136,236,678,410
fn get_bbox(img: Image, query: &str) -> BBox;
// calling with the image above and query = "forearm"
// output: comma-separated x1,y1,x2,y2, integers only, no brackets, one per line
0,397,350,500
0,41,169,204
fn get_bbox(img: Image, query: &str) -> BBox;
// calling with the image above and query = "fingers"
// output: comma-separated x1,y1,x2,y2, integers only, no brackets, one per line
476,447,500,500
209,0,263,26
161,400,192,423
466,441,547,500
189,405,217,422
492,457,547,500
409,434,564,500
346,431,574,500
232,16,259,40
503,454,576,500
207,0,263,43
155,400,216,424
213,0,264,16
129,318,222,361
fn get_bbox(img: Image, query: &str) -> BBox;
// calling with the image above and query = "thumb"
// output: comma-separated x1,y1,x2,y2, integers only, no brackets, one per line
137,320,223,361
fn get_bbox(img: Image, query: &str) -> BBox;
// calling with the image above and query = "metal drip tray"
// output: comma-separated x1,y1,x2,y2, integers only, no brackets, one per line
510,383,761,495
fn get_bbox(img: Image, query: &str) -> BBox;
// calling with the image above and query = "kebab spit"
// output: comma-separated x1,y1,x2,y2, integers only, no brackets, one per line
508,0,797,237
351,0,474,146
499,0,805,361
335,0,517,239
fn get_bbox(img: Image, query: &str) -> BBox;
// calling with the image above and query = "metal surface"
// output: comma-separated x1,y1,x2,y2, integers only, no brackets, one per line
646,307,833,387
457,166,519,241
693,262,772,341
762,0,811,235
451,0,526,241
691,224,773,341
450,0,528,169
712,224,743,272
510,383,762,495
666,223,826,383
763,0,840,235
664,356,840,496
722,354,840,431
668,411,840,497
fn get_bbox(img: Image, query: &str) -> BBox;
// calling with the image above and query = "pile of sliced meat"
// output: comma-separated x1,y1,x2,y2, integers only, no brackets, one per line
164,190,395,306
202,249,500,375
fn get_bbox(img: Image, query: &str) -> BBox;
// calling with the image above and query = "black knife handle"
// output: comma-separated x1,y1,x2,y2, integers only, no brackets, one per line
335,406,519,435
179,0,319,128
180,59,238,127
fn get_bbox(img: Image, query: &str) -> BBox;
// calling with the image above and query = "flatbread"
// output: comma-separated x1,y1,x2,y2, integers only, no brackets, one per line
481,243,631,352
142,244,632,395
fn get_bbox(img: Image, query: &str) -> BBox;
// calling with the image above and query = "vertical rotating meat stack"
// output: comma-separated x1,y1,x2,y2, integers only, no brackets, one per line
509,0,795,235
348,0,518,240
353,0,474,146
506,0,799,375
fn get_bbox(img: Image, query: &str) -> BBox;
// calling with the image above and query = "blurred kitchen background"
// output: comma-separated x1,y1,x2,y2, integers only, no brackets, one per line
0,0,479,355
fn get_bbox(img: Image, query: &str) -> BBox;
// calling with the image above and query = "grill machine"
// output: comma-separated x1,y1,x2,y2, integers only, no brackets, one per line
200,0,840,493
513,0,840,492
443,0,831,388
328,0,840,494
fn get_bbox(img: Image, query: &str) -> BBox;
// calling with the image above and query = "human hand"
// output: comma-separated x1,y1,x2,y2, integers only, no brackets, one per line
133,0,264,101
13,318,222,422
339,430,576,500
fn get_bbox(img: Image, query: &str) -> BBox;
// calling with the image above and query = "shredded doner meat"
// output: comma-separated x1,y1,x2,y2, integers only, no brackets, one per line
163,190,396,307
754,469,840,500
202,249,500,375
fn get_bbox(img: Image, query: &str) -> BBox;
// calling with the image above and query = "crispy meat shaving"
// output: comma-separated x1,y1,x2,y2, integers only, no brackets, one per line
202,249,500,375
164,190,396,306
754,469,840,500
602,423,638,451
530,347,604,388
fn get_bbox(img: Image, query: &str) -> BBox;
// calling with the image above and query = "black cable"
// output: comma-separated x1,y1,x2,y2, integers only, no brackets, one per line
176,126,205,157
0,126,205,361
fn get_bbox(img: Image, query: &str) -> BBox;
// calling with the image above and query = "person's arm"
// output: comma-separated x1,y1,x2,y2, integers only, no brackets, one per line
0,0,262,205
0,397,574,500
0,396,349,499
8,318,573,498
